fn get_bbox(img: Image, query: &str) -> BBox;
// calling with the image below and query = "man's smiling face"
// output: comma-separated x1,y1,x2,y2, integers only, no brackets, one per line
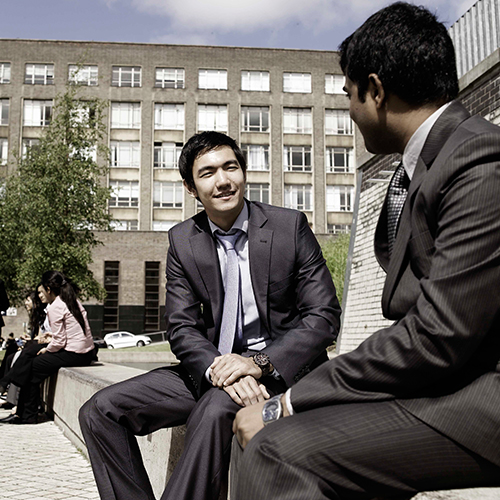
186,145,246,231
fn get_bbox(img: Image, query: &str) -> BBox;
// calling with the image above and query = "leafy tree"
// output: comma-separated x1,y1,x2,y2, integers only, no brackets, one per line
321,232,351,307
0,83,112,304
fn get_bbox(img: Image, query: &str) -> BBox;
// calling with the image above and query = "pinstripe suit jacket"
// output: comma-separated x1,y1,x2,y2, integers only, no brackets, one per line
290,101,500,467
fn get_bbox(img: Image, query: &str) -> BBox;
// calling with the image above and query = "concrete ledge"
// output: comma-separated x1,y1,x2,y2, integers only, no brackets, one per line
96,348,179,364
43,362,186,499
43,363,500,500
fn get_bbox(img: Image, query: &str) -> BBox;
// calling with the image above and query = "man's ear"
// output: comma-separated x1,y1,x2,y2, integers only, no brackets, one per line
183,180,197,199
368,73,386,109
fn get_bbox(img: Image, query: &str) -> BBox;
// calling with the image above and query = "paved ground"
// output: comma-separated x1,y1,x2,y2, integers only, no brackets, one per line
0,406,100,500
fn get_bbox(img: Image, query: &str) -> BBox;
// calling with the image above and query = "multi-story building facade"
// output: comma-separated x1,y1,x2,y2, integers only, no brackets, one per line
0,39,354,335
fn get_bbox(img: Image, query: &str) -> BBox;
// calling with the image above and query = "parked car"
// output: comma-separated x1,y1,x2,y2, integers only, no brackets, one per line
104,331,152,349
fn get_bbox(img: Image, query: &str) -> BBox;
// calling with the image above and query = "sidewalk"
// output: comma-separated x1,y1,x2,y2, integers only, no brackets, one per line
0,406,99,500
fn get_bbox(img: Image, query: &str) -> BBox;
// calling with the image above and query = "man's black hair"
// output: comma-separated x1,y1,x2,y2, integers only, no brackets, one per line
339,2,458,105
178,131,247,191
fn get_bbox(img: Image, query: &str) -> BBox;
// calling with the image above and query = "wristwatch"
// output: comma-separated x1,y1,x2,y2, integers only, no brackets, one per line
262,394,283,426
252,352,272,377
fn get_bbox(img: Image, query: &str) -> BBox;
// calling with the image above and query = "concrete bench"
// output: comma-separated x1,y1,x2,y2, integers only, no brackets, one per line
42,362,226,499
42,363,499,500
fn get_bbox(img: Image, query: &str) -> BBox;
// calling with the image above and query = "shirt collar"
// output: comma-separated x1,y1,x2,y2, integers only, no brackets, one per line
402,101,452,180
208,201,249,235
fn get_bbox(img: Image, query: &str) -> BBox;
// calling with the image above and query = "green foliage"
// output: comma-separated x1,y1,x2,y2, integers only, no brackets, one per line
321,233,351,306
0,83,112,304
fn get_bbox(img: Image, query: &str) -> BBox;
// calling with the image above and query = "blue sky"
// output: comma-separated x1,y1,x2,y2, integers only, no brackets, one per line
3,0,478,50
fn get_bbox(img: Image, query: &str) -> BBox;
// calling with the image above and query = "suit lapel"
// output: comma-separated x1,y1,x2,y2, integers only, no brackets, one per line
190,214,224,337
381,101,471,313
247,202,273,332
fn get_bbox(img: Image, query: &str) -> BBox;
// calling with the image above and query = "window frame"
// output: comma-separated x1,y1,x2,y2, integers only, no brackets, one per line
284,184,313,211
110,102,141,129
153,181,184,208
109,180,139,208
110,141,141,169
153,142,183,169
155,68,185,89
111,66,142,88
283,72,312,93
198,104,228,132
24,63,54,85
198,69,228,90
326,147,354,173
154,103,185,130
283,145,312,172
68,65,98,86
326,185,354,212
283,107,312,134
325,109,353,135
241,70,270,91
241,144,269,171
241,106,270,133
23,99,53,127
0,63,11,84
325,74,346,94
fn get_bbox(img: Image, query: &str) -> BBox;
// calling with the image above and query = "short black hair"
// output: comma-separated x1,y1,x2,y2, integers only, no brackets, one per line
339,2,458,105
178,131,247,191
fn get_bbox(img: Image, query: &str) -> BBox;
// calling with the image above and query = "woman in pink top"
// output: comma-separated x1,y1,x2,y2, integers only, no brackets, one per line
3,271,96,425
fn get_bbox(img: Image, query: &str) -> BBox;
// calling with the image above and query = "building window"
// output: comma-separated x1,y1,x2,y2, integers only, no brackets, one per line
0,63,11,84
283,108,312,134
23,100,53,126
242,144,269,171
241,70,270,91
241,106,269,133
155,68,185,89
326,147,354,173
112,66,141,87
111,102,141,129
144,261,161,331
25,63,54,85
198,104,228,132
284,184,312,211
325,74,345,94
284,146,312,172
153,181,183,208
198,69,228,90
326,185,354,212
154,142,182,169
68,65,98,86
325,109,353,135
154,103,184,130
245,183,269,204
103,261,119,332
22,138,40,157
153,220,180,231
0,99,9,125
110,141,140,168
327,224,351,234
110,220,138,231
283,72,311,93
109,180,139,207
0,138,7,165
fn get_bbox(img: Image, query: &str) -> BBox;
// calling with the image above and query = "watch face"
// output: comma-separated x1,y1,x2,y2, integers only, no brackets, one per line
263,399,280,423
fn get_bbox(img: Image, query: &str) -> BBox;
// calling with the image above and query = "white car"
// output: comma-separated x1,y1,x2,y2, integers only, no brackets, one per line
104,331,152,349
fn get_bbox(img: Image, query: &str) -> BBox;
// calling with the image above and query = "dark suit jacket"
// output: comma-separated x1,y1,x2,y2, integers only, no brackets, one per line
164,201,341,396
290,101,500,467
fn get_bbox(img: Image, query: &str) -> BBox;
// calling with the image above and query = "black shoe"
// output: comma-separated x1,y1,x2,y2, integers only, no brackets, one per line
3,414,38,425
0,413,21,424
0,402,14,410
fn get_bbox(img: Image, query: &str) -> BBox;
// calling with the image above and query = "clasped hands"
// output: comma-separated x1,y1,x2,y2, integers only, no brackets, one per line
210,353,269,407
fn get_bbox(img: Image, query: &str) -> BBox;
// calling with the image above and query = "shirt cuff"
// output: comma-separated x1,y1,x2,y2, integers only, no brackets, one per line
205,366,212,383
285,388,294,416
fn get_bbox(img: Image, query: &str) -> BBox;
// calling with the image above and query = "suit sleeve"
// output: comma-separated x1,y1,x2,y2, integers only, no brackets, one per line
165,230,220,393
290,132,500,412
263,211,341,387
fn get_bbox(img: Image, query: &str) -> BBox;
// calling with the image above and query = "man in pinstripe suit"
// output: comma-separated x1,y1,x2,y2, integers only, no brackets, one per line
233,3,500,498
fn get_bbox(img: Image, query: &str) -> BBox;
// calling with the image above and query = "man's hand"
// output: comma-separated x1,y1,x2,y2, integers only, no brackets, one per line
211,353,261,387
224,375,270,407
233,394,290,448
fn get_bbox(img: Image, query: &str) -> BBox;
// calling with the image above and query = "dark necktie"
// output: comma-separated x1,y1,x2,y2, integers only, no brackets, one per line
215,230,243,354
387,162,410,256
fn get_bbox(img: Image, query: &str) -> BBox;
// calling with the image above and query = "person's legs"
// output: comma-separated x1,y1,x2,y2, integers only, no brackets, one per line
79,365,198,500
236,400,500,500
161,386,241,500
17,349,94,421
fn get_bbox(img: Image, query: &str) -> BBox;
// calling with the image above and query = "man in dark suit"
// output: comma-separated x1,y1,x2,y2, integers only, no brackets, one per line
234,3,500,498
79,131,340,500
